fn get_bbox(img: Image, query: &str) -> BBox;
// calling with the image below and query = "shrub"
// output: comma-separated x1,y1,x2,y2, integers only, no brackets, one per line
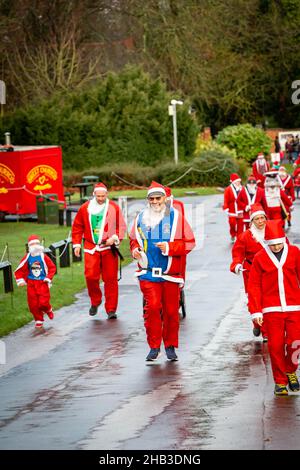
216,123,272,163
1,66,199,170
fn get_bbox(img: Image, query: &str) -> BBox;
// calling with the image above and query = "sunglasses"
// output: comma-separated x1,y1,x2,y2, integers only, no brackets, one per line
148,196,163,202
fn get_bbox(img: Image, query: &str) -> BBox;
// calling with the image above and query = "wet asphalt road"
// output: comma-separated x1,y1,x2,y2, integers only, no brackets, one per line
1,194,300,450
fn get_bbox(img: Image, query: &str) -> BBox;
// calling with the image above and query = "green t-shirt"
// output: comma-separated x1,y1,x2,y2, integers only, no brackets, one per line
91,204,106,244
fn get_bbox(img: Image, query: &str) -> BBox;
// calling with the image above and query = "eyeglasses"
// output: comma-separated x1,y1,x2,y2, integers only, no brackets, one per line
248,181,256,184
148,196,163,202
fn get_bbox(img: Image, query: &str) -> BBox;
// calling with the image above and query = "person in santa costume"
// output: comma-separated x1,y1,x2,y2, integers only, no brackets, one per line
130,181,195,362
278,165,295,227
261,170,293,226
223,173,244,242
237,175,265,231
14,235,56,329
248,219,300,396
230,203,268,340
72,182,127,319
252,152,270,188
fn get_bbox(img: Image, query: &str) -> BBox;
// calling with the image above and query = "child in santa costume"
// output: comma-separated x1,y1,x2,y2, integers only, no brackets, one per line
237,175,265,231
252,152,270,188
223,173,244,242
230,203,268,340
130,181,195,362
261,170,293,225
278,166,295,227
14,235,56,329
72,182,127,319
248,220,300,396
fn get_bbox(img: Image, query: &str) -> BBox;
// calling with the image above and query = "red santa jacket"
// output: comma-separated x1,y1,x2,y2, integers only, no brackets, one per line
252,160,270,185
279,175,295,201
223,184,243,217
248,243,300,319
14,253,56,286
230,229,264,276
261,188,292,220
130,207,195,283
237,186,265,223
72,199,127,254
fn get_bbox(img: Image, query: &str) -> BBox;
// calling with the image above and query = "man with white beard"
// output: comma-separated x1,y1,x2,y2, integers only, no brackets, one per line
14,235,56,329
130,181,195,362
237,175,265,231
230,204,268,340
252,152,270,188
261,170,292,225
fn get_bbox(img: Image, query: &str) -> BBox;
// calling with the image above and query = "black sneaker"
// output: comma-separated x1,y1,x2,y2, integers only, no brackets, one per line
287,372,300,392
107,312,117,320
146,348,161,362
165,346,178,361
89,305,98,316
253,326,261,337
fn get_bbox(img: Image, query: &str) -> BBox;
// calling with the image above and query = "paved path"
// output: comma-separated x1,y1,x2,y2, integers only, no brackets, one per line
1,194,300,450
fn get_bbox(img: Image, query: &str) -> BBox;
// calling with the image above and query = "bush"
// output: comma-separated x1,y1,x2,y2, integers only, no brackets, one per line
1,66,199,169
216,123,272,163
63,145,245,189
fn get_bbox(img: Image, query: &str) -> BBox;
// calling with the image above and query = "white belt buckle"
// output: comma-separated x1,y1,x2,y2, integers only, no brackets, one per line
152,267,162,278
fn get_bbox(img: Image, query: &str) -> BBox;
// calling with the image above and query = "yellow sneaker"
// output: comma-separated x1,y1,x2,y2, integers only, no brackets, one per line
274,384,288,396
287,373,300,392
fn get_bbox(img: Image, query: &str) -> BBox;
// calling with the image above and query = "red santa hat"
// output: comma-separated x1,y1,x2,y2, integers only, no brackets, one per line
257,152,264,159
28,234,41,246
93,182,107,195
250,203,266,221
279,166,286,172
264,219,286,245
147,181,166,197
164,186,172,198
230,173,241,184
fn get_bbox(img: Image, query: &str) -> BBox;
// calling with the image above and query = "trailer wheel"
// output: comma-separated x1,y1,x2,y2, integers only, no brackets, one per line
0,212,6,222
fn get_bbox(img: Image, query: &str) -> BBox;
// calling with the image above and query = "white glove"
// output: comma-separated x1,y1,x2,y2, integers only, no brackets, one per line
234,264,243,275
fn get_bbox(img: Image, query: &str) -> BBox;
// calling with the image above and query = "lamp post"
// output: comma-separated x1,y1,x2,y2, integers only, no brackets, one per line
169,99,183,165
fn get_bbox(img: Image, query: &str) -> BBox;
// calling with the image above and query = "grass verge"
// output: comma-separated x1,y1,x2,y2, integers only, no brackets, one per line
0,222,131,337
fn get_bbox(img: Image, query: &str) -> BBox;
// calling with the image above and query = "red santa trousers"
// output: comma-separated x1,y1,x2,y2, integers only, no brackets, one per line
84,249,119,312
263,311,300,385
27,279,52,322
140,280,180,349
228,217,244,238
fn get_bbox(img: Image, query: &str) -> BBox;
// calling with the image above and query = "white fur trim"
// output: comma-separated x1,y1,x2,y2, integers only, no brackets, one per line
266,237,286,245
147,187,166,196
28,239,40,246
73,244,81,249
251,312,263,320
262,306,300,313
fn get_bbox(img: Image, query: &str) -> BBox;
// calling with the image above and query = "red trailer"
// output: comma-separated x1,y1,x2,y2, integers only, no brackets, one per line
0,146,64,219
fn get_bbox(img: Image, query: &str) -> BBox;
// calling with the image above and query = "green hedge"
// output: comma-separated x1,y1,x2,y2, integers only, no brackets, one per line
64,148,245,188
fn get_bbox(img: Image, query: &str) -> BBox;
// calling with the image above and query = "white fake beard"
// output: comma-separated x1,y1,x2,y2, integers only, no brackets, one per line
88,197,106,215
233,182,242,191
250,224,265,243
142,204,166,229
29,245,44,256
247,184,256,195
257,159,267,173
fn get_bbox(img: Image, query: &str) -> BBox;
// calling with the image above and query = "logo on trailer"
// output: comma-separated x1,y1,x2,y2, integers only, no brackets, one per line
0,163,15,193
26,165,57,191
